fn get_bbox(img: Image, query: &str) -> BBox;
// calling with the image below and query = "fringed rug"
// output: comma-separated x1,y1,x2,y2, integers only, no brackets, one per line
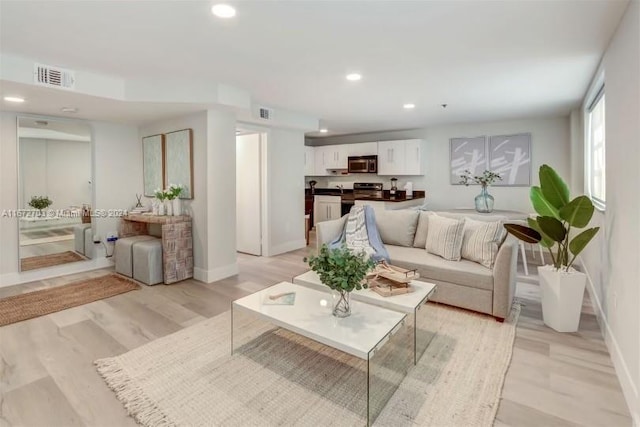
0,274,139,326
20,250,86,271
96,302,520,426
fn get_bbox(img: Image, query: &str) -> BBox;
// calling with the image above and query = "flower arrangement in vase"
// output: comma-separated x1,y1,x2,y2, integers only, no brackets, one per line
154,188,167,215
459,170,502,213
304,244,375,318
166,184,183,216
28,195,53,215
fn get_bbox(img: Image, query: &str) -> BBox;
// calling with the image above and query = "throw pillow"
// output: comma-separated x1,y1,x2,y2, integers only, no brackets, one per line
412,211,431,248
461,218,504,268
425,214,465,261
375,209,420,247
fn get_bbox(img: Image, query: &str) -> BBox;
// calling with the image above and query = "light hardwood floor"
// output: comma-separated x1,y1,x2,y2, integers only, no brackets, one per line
0,241,631,426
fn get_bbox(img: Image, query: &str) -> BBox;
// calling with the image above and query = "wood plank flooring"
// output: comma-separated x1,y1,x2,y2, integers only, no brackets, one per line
0,240,631,426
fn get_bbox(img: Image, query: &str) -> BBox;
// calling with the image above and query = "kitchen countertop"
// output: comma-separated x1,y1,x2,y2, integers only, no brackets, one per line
306,188,425,203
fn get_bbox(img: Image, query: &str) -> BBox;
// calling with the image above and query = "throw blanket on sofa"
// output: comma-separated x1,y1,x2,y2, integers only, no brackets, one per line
328,205,390,262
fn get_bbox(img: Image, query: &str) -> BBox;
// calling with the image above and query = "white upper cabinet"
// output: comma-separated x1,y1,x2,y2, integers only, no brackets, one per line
377,139,425,175
347,142,378,157
313,146,331,176
304,146,315,176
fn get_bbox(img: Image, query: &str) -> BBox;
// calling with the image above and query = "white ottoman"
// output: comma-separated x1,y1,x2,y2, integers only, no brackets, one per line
115,235,157,277
133,239,164,285
74,223,92,255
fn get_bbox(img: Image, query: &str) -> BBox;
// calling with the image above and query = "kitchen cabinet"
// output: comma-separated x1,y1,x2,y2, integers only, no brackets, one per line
377,139,425,175
347,142,378,157
304,146,315,176
314,195,341,223
325,145,348,169
313,146,331,176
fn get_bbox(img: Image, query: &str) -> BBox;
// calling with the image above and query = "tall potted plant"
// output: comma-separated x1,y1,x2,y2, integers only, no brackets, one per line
305,244,375,318
504,165,599,332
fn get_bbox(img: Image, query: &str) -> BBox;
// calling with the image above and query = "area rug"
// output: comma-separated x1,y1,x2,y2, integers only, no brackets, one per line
20,250,86,271
0,274,139,327
96,302,520,426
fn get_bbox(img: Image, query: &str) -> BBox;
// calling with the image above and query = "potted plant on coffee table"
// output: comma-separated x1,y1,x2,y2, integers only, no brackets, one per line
305,244,375,318
504,164,599,332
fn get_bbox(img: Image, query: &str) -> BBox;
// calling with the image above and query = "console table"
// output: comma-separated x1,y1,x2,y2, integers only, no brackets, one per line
119,214,193,284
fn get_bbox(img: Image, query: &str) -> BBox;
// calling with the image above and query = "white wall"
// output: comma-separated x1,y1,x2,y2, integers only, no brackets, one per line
580,1,640,423
307,116,570,213
19,138,92,210
268,127,306,255
140,111,209,278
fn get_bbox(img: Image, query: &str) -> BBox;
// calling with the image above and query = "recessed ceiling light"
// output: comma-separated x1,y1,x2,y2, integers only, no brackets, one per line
4,96,24,103
346,73,362,81
403,103,415,110
319,128,328,133
211,4,236,18
61,107,78,113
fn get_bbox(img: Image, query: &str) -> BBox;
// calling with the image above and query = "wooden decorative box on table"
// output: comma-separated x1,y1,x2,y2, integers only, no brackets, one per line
366,261,420,297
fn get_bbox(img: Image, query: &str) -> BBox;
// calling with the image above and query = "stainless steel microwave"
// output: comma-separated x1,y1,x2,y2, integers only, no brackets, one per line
347,155,377,174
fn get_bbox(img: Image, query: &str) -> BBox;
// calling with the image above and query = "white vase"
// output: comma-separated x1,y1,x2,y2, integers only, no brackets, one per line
165,200,173,216
172,198,182,216
152,201,159,215
157,202,165,216
538,265,587,332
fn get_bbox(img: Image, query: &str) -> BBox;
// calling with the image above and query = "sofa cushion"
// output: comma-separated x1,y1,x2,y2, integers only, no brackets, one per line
461,218,504,268
425,214,465,261
412,211,431,248
375,209,419,247
386,245,494,291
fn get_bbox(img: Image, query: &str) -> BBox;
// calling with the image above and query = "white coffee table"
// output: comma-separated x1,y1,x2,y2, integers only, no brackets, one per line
231,281,411,425
293,270,437,364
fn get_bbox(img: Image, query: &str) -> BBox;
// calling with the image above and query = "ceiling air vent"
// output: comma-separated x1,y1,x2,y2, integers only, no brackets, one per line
258,107,272,120
34,63,76,90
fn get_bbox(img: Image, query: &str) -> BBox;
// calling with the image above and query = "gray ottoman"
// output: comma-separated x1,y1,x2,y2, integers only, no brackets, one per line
84,227,94,259
115,235,157,277
74,223,92,255
133,239,164,285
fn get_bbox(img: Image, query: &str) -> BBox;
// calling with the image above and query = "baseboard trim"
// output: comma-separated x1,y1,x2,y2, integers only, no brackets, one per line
193,262,238,284
0,257,114,288
268,239,307,257
579,257,639,425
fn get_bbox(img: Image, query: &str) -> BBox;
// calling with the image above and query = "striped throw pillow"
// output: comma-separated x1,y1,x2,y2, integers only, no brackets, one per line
425,214,465,261
461,218,504,268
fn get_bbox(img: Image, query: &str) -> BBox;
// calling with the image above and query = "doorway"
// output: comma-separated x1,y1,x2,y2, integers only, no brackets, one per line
236,130,266,256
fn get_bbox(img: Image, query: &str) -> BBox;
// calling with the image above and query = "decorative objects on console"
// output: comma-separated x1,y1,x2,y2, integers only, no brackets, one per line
504,164,599,332
459,169,502,213
166,184,183,216
304,244,375,318
154,188,167,215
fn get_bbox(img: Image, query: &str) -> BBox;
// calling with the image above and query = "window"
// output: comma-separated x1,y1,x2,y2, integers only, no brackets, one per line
586,86,605,209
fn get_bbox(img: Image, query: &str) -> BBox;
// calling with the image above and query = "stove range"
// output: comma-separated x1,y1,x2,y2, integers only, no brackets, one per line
353,182,383,199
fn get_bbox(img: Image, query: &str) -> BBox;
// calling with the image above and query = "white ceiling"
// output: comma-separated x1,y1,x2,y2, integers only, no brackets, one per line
0,0,629,135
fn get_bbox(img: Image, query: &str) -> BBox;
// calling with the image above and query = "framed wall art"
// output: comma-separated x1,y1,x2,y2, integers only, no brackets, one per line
164,128,194,199
489,133,531,186
142,134,165,197
450,136,487,184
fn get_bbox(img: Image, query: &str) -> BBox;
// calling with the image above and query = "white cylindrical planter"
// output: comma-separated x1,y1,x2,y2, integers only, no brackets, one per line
538,265,586,332
157,202,165,216
172,198,182,216
165,200,173,216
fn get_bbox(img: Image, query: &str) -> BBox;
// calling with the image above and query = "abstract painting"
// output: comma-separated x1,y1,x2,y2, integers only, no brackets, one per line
142,134,164,197
450,136,487,184
489,133,531,186
165,129,194,199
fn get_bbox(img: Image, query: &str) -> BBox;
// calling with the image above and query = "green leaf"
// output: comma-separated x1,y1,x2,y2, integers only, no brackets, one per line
530,186,560,219
539,164,570,210
537,216,566,242
569,227,600,256
527,217,554,248
559,196,595,228
504,224,541,244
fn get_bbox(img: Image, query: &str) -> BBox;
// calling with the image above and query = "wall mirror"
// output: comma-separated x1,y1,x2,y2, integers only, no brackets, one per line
17,116,93,272
164,128,193,199
142,134,165,196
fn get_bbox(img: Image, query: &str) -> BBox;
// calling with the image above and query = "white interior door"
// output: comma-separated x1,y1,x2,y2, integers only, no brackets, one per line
236,133,262,255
